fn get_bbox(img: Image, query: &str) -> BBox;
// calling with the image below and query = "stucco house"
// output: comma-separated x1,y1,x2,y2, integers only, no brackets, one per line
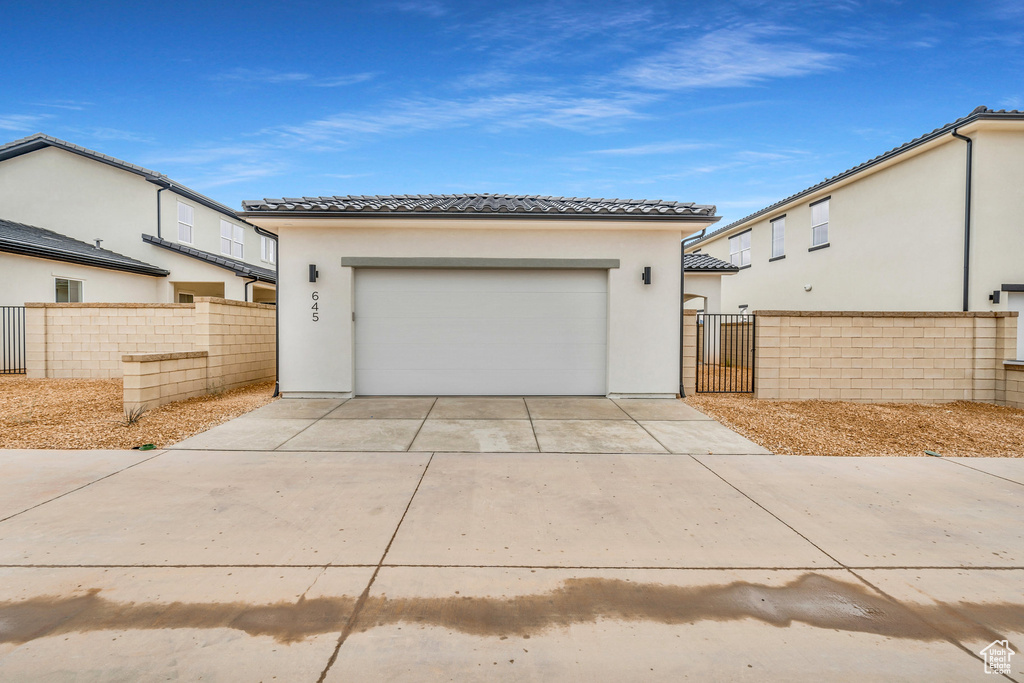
240,194,719,397
684,106,1024,358
0,134,276,307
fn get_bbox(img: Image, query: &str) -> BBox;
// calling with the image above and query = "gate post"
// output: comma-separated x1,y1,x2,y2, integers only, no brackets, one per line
681,309,697,396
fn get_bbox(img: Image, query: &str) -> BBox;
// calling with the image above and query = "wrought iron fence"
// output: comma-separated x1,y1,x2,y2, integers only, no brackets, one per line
1,306,26,374
696,313,755,393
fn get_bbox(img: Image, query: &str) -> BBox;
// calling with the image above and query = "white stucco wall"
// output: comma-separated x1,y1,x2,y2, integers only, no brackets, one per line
692,121,1024,321
252,218,707,397
0,253,163,306
697,137,967,313
682,272,727,313
0,145,273,303
969,126,1024,311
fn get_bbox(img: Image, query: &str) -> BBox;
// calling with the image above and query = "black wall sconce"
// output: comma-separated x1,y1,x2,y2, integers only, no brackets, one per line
641,266,652,285
309,264,319,283
989,290,1000,304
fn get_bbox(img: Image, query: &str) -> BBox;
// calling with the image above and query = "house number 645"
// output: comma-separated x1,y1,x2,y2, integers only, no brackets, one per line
311,291,319,322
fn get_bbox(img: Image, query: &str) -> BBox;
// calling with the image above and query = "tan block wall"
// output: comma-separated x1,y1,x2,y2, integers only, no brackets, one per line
754,311,1018,405
123,351,210,410
1001,364,1024,410
195,298,276,393
681,310,697,397
25,303,196,379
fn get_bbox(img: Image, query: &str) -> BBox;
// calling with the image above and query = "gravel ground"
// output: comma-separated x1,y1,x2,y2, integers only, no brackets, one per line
0,376,277,450
685,394,1024,457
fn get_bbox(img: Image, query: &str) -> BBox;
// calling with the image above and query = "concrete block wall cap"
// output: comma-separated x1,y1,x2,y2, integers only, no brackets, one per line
24,302,192,309
121,350,209,362
754,310,1015,318
193,297,275,309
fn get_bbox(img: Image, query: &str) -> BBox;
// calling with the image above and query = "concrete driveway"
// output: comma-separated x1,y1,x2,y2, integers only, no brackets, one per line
170,397,770,454
0,401,1022,681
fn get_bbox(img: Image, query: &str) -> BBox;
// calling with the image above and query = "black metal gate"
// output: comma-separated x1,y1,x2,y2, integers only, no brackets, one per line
1,306,26,374
696,313,755,393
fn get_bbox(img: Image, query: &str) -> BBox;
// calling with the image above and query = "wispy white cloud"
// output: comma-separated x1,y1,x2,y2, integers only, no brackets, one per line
999,96,1023,110
70,127,153,143
323,172,375,179
0,113,52,132
590,141,711,156
193,162,289,188
389,0,447,17
28,100,93,111
211,68,376,87
620,25,842,90
273,91,650,144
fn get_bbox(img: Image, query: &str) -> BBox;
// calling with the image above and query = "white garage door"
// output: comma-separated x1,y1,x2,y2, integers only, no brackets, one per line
354,268,607,395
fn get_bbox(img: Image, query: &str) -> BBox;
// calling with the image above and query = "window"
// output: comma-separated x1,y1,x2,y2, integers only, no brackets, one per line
771,216,785,259
221,220,244,258
811,198,829,247
177,292,194,303
261,235,276,264
729,231,751,267
55,278,83,302
177,202,194,243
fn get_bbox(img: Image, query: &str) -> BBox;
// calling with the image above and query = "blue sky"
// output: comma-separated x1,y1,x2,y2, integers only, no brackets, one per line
3,0,1022,225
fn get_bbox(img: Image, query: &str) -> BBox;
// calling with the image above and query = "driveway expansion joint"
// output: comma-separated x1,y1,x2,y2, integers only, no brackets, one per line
0,450,166,525
316,451,436,683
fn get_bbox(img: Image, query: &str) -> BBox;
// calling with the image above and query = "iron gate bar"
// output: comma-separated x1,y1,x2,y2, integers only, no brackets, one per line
1,306,26,374
695,313,755,393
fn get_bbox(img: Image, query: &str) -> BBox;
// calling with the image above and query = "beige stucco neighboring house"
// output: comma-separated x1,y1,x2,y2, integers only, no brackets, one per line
0,134,276,306
241,194,720,398
684,106,1024,358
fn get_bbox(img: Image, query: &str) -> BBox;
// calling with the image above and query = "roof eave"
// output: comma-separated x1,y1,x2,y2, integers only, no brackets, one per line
238,210,721,222
0,135,255,228
0,242,169,277
688,109,1024,248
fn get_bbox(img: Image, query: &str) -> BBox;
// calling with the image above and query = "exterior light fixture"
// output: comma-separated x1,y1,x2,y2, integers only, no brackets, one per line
989,291,1001,304
641,266,652,285
309,264,319,283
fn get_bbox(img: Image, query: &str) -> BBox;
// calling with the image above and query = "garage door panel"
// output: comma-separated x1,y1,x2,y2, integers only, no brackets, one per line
355,317,607,345
356,342,607,371
358,291,606,319
356,369,606,396
354,269,607,396
358,269,606,293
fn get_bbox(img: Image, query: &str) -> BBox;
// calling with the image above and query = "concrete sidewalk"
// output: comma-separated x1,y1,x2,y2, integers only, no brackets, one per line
0,448,1021,681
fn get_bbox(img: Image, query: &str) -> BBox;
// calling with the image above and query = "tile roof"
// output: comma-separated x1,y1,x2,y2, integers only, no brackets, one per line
690,106,1024,246
0,218,169,276
141,234,276,283
241,194,717,219
683,252,739,273
0,133,253,225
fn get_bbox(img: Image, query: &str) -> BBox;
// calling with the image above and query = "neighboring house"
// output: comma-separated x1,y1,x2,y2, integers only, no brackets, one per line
241,194,720,397
682,252,740,314
0,134,276,306
0,218,170,304
685,106,1024,358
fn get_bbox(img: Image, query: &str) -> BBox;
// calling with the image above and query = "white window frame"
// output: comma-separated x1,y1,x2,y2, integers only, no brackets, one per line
54,277,84,303
260,235,276,265
770,216,785,259
810,197,829,248
221,220,244,258
729,230,751,268
177,291,195,304
177,202,194,244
